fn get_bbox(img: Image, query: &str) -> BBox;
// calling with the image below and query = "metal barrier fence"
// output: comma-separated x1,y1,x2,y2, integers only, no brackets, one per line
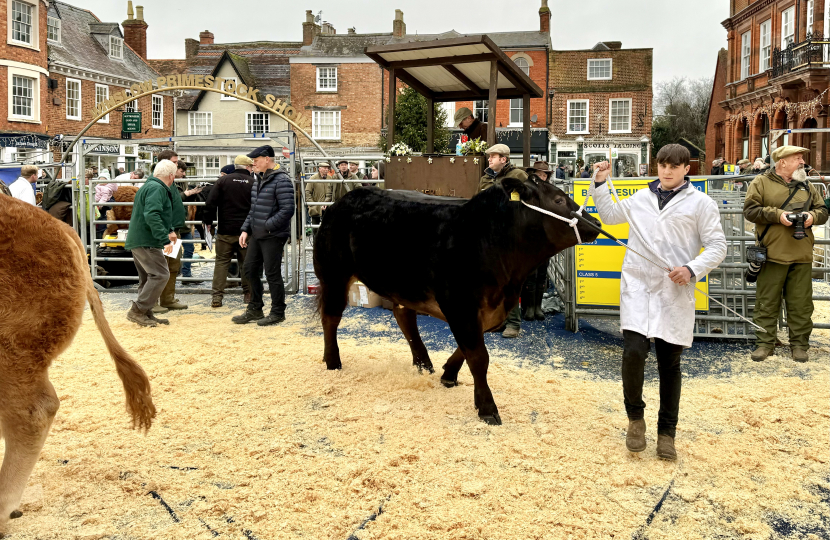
549,176,830,338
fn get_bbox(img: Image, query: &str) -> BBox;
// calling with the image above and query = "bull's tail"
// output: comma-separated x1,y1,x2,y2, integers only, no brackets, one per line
69,230,157,431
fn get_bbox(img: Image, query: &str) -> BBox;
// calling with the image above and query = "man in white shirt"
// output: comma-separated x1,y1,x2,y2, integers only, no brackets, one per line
9,165,38,205
114,169,145,187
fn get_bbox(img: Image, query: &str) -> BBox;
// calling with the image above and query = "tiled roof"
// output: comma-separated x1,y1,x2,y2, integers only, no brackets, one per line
47,1,160,83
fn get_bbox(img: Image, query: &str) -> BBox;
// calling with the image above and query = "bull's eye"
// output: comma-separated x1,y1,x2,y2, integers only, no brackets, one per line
554,198,565,205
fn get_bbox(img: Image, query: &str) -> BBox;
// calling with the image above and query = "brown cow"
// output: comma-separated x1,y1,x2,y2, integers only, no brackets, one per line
104,185,139,236
0,194,156,536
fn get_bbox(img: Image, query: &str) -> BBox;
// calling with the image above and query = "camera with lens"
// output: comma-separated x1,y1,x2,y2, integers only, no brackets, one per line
745,245,767,283
786,213,807,240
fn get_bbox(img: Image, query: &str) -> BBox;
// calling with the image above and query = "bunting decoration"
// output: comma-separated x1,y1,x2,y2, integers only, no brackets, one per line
727,88,830,124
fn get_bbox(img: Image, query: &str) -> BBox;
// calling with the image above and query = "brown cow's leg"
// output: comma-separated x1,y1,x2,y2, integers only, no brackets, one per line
440,348,466,387
392,305,433,373
0,374,60,533
445,314,501,425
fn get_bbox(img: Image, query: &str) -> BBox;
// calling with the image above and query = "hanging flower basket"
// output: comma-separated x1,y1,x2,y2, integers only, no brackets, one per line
460,137,488,156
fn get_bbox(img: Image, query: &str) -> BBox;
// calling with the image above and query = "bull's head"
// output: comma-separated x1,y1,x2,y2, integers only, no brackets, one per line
501,175,601,252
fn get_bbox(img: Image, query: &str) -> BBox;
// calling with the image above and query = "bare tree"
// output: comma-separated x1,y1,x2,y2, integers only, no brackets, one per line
652,76,713,153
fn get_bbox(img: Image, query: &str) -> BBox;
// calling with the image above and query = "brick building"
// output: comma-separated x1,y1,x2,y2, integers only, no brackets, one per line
709,0,830,170
148,31,302,176
549,42,654,178
704,48,728,169
47,1,173,174
0,0,50,164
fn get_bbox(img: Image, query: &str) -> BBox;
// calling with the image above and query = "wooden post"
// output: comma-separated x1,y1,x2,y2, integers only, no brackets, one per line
487,60,498,147
522,93,531,167
426,97,434,154
388,68,396,149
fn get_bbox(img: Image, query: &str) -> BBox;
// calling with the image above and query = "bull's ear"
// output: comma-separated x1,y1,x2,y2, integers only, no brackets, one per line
502,177,533,201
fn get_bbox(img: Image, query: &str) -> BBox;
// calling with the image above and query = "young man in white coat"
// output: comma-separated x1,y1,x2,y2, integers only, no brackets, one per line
592,144,727,461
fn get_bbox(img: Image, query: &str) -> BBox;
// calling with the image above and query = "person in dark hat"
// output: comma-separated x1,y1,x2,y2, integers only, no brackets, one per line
306,162,332,237
522,160,553,321
454,107,488,143
525,161,552,183
326,159,358,204
220,164,235,176
233,145,295,326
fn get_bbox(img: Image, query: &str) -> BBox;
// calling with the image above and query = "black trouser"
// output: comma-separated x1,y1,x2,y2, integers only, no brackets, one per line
521,261,548,315
622,330,684,438
244,235,287,316
212,234,249,299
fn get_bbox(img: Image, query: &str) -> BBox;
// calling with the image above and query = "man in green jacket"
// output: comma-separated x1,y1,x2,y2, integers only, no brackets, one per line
743,146,829,362
479,144,529,338
305,162,331,236
326,160,358,204
124,159,178,327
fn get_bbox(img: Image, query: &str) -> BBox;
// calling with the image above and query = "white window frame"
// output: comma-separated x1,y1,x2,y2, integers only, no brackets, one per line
782,7,795,48
220,77,238,100
152,95,163,128
188,111,213,135
124,92,138,113
587,58,612,81
109,35,124,60
47,16,60,43
66,78,81,120
513,57,530,76
608,98,632,134
807,0,815,32
312,110,341,140
473,100,488,123
566,99,589,134
10,74,35,120
316,67,338,92
760,20,772,71
509,99,524,127
95,84,109,123
741,31,751,80
8,0,38,49
246,112,270,134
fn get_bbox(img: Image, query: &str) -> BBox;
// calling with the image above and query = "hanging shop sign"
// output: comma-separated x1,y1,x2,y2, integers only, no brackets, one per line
583,142,642,150
122,112,142,133
572,178,710,311
83,143,120,155
0,135,49,149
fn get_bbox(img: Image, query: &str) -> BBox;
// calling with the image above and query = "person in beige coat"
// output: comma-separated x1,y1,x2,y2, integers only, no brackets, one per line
306,162,331,236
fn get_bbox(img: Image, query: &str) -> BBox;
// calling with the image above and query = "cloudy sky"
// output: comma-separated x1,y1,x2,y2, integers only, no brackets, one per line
64,0,728,83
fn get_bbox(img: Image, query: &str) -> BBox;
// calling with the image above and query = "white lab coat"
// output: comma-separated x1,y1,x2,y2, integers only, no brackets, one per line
593,182,727,347
9,177,36,205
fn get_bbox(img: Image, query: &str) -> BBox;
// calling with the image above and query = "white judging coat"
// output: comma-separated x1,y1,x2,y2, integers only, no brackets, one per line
593,181,727,347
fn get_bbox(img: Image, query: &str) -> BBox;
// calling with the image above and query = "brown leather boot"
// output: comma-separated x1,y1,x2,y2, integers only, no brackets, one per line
791,347,809,363
751,346,773,362
626,418,646,452
501,326,520,339
145,310,169,325
127,303,157,327
656,434,677,461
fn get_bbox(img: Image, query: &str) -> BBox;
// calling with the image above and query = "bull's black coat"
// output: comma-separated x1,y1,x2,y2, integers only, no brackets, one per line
314,176,600,425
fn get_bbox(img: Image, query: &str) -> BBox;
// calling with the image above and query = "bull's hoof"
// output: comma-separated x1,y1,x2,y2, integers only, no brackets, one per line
440,378,458,388
479,412,502,426
10,510,22,519
325,362,342,370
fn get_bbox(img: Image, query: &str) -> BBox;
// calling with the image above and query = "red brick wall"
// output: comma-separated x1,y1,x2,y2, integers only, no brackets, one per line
0,0,48,134
550,48,652,91
47,73,174,139
454,50,548,129
291,62,384,148
550,91,652,138
704,49,728,167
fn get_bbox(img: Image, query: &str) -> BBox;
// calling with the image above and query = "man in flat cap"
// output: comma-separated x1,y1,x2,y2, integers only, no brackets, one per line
744,146,829,362
306,162,332,237
454,107,488,143
203,154,255,308
233,145,295,326
479,143,528,338
326,160,358,205
348,161,365,180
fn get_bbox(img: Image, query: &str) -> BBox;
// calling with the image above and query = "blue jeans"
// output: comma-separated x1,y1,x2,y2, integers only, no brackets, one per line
180,231,194,277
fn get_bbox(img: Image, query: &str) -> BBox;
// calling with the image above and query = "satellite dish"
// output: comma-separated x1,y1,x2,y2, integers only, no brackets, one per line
314,10,322,24
531,114,538,122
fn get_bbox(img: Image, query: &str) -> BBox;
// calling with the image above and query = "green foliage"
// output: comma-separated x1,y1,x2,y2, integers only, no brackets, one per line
378,87,452,154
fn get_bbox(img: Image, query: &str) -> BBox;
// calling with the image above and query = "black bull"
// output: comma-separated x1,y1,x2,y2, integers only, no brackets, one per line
313,176,601,425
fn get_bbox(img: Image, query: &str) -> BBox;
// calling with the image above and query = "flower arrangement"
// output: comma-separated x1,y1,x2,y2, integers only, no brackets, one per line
460,137,488,156
388,142,414,156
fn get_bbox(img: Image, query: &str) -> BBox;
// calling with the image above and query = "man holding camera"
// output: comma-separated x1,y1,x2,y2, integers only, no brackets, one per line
744,146,828,362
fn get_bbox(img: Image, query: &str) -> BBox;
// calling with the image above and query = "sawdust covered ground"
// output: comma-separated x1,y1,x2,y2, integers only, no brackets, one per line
2,286,829,540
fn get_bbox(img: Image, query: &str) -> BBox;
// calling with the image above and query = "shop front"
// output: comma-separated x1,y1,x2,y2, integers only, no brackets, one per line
78,141,158,177
550,137,651,178
0,134,52,164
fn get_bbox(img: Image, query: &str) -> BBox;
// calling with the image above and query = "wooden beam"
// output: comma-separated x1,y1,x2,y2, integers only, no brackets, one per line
487,60,498,147
384,53,495,69
365,34,488,56
430,88,531,102
394,69,435,98
497,63,526,93
523,93,531,167
442,65,484,96
426,97,434,154
388,68,396,149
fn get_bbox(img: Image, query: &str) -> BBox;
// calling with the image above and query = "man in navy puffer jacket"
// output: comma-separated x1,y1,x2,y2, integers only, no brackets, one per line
232,145,295,326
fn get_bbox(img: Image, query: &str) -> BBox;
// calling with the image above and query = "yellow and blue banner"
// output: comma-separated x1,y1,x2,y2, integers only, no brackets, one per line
572,179,710,311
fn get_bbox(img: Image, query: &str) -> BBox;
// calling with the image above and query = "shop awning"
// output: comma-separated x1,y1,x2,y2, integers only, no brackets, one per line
364,35,543,102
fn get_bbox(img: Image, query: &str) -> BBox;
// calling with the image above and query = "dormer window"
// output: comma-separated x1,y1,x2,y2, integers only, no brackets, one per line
109,36,123,59
47,16,60,43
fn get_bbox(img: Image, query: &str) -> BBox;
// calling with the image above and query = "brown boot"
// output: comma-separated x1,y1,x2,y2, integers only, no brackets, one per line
161,299,188,310
791,347,809,363
626,418,646,452
145,310,169,325
751,347,773,362
127,303,157,327
211,296,223,308
501,326,520,339
656,434,677,461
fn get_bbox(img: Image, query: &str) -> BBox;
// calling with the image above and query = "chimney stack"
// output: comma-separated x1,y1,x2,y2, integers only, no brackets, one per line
185,38,200,59
122,2,148,59
303,10,321,46
393,9,406,38
539,0,550,34
199,30,214,45
348,27,356,35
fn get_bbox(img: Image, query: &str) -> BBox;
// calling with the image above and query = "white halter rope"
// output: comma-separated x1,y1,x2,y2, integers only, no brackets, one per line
518,166,767,333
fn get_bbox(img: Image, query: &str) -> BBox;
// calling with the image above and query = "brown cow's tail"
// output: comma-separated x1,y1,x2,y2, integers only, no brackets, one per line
69,230,157,431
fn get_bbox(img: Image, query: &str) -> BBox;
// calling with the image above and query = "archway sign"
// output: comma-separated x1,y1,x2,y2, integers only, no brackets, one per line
63,73,337,170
